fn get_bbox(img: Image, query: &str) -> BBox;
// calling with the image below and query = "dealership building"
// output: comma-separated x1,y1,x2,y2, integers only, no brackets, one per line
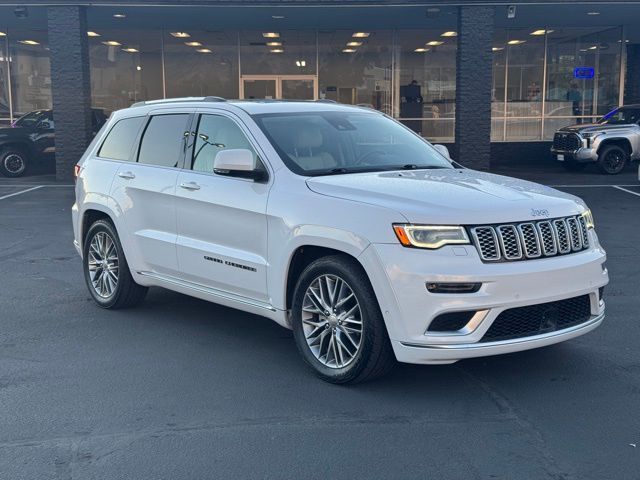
1,0,639,178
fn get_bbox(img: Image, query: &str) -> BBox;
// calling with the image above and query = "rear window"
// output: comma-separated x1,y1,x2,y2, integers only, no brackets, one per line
98,116,145,161
137,114,190,168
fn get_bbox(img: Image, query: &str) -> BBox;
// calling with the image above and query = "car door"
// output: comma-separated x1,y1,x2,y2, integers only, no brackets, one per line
33,111,56,157
110,109,194,277
175,111,271,303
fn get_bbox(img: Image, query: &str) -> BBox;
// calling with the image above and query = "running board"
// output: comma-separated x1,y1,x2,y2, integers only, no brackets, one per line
137,271,277,312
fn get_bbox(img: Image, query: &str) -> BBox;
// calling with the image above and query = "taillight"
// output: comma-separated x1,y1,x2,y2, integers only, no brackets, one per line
73,164,81,181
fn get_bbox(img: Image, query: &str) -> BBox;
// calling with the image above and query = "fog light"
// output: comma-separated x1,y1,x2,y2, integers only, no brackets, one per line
426,282,482,294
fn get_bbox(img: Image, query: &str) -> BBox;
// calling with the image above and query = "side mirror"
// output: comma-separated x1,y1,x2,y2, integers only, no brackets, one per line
433,144,452,162
213,149,265,181
37,121,52,130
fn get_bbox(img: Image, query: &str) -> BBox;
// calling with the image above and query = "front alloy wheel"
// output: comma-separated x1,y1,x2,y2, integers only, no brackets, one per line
598,145,628,174
0,149,28,177
302,274,363,368
292,255,394,384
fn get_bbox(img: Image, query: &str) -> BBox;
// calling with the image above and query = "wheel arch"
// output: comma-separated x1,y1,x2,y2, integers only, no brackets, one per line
598,137,632,156
0,141,35,158
80,205,117,251
284,245,368,312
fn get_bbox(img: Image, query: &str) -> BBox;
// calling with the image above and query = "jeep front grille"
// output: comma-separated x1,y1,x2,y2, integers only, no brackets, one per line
470,215,589,262
553,132,581,151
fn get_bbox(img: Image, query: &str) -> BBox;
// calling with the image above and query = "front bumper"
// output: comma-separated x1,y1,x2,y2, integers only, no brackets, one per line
359,238,608,365
550,147,598,163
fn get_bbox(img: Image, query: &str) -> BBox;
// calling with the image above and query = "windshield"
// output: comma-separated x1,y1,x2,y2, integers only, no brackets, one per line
13,110,47,128
252,111,453,176
599,107,640,125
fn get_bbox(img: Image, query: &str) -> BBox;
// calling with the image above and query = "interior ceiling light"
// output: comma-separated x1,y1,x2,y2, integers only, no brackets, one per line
113,13,126,18
272,15,285,19
262,32,280,38
346,41,362,47
588,45,598,50
0,32,6,37
492,47,504,51
136,65,142,71
19,40,40,45
102,40,121,46
266,41,282,46
170,32,190,38
587,11,600,15
426,41,444,46
87,31,101,37
530,29,553,36
197,48,212,53
441,31,457,37
270,48,284,53
352,32,370,38
507,39,525,45
122,47,138,53
414,48,429,52
184,41,202,47
342,48,357,53
295,60,306,67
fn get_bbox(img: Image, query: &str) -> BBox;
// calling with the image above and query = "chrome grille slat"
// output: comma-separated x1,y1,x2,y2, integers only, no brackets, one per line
496,225,523,260
471,215,590,263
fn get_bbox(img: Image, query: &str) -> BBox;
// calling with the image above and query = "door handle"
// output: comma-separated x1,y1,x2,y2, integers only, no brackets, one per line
117,171,135,180
180,181,201,191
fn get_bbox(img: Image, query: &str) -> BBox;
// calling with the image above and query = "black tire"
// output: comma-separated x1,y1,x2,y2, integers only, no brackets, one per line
597,144,628,175
291,255,395,384
561,160,588,171
83,219,148,309
0,147,29,177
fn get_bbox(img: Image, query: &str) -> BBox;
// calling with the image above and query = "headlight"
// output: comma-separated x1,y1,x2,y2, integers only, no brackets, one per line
581,209,595,229
393,224,470,249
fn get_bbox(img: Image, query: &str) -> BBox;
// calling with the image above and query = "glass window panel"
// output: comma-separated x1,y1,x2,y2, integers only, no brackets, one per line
491,30,508,141
89,30,163,115
164,31,238,99
98,116,145,161
546,27,621,122
504,29,544,122
395,30,456,142
240,30,316,76
8,29,52,118
138,114,189,167
191,114,257,172
0,37,10,126
318,30,392,115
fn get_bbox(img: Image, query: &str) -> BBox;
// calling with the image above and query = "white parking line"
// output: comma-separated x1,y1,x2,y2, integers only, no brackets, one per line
0,185,43,200
552,184,639,188
612,185,640,198
0,184,74,188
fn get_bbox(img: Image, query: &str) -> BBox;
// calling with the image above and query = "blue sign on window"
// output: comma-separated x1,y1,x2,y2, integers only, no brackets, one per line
574,67,595,79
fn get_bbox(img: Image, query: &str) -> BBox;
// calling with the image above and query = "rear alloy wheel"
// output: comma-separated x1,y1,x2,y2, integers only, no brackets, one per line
0,148,28,177
598,145,628,175
83,219,147,309
291,255,395,384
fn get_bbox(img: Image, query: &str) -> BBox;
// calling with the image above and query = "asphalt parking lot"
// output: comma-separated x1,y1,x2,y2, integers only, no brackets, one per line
1,165,639,479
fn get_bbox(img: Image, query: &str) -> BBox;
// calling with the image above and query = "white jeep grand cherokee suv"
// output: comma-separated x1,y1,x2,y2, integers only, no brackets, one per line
72,98,608,383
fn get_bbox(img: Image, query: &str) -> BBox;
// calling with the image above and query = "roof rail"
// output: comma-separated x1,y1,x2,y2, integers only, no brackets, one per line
131,96,226,108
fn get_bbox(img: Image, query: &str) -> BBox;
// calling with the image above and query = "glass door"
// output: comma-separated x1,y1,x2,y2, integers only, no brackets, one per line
242,76,277,99
280,76,316,100
241,75,317,100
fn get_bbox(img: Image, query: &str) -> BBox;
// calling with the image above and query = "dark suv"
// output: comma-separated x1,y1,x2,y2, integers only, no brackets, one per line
0,109,107,177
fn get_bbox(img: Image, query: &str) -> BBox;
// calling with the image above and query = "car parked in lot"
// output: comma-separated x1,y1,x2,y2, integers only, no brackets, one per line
0,108,107,177
551,105,640,174
72,98,609,383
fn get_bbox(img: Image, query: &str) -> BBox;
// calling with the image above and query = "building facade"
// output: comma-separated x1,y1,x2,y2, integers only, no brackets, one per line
1,1,639,178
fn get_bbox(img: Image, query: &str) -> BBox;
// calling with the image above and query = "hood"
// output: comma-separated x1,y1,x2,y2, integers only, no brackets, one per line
0,126,28,136
306,169,586,225
559,123,635,134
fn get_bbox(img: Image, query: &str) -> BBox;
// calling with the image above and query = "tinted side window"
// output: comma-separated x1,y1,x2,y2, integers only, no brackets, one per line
138,114,190,168
191,114,258,173
98,116,145,161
